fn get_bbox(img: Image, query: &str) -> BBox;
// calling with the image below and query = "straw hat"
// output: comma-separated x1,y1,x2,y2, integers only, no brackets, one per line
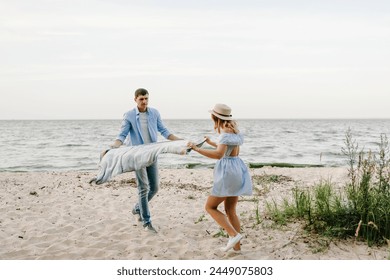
209,103,233,120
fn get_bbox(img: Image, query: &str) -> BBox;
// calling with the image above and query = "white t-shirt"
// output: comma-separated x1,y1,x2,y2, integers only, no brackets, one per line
139,112,152,144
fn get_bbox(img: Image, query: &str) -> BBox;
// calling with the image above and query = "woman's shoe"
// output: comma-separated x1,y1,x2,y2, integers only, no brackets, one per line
222,233,242,252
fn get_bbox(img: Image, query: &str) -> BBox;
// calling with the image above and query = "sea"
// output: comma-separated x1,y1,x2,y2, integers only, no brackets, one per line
1,119,390,172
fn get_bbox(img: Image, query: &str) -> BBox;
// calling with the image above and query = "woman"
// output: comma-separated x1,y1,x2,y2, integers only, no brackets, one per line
187,103,252,252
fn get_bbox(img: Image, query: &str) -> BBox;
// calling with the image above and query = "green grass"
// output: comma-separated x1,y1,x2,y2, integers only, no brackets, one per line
266,129,390,246
194,214,206,224
213,228,229,238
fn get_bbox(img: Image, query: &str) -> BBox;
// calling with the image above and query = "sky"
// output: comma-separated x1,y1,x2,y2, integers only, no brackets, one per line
0,0,389,119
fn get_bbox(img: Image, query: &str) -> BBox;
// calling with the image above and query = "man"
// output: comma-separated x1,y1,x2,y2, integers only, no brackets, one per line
111,88,181,233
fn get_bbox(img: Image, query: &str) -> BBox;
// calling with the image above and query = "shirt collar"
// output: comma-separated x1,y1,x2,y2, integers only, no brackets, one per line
136,107,148,115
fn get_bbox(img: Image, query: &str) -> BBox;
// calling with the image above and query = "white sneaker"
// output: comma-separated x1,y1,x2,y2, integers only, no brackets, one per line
222,233,243,252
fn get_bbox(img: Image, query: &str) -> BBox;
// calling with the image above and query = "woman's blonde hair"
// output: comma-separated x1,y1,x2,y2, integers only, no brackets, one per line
211,114,239,134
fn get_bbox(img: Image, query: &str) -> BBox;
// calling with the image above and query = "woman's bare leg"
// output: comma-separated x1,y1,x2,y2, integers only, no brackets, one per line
205,196,238,237
224,196,241,251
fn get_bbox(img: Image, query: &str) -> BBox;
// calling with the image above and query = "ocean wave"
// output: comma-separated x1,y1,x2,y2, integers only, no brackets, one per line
57,144,91,147
1,119,390,172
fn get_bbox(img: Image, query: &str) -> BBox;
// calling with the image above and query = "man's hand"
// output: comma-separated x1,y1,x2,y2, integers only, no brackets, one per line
110,139,123,148
168,134,182,141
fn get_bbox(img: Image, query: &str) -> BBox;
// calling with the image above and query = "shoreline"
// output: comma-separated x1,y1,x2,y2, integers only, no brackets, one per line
0,167,388,260
0,161,338,173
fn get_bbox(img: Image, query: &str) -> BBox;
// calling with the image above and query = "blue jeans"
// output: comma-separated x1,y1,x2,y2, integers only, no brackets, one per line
133,162,159,225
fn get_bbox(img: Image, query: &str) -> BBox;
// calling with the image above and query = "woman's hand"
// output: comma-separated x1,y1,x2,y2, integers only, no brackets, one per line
186,142,198,151
204,136,217,148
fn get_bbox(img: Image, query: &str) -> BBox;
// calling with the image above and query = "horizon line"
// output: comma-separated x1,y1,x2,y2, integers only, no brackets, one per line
2,117,390,121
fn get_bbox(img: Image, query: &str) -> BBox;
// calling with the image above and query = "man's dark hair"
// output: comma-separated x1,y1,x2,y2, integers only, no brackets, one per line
134,88,149,98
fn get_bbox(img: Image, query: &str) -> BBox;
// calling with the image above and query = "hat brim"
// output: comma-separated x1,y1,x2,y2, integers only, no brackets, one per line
208,110,233,120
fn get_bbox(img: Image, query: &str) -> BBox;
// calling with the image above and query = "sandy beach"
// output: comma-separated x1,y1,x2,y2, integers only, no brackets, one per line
0,167,388,260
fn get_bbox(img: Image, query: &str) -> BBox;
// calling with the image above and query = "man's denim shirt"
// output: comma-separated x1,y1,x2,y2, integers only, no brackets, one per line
116,107,171,146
